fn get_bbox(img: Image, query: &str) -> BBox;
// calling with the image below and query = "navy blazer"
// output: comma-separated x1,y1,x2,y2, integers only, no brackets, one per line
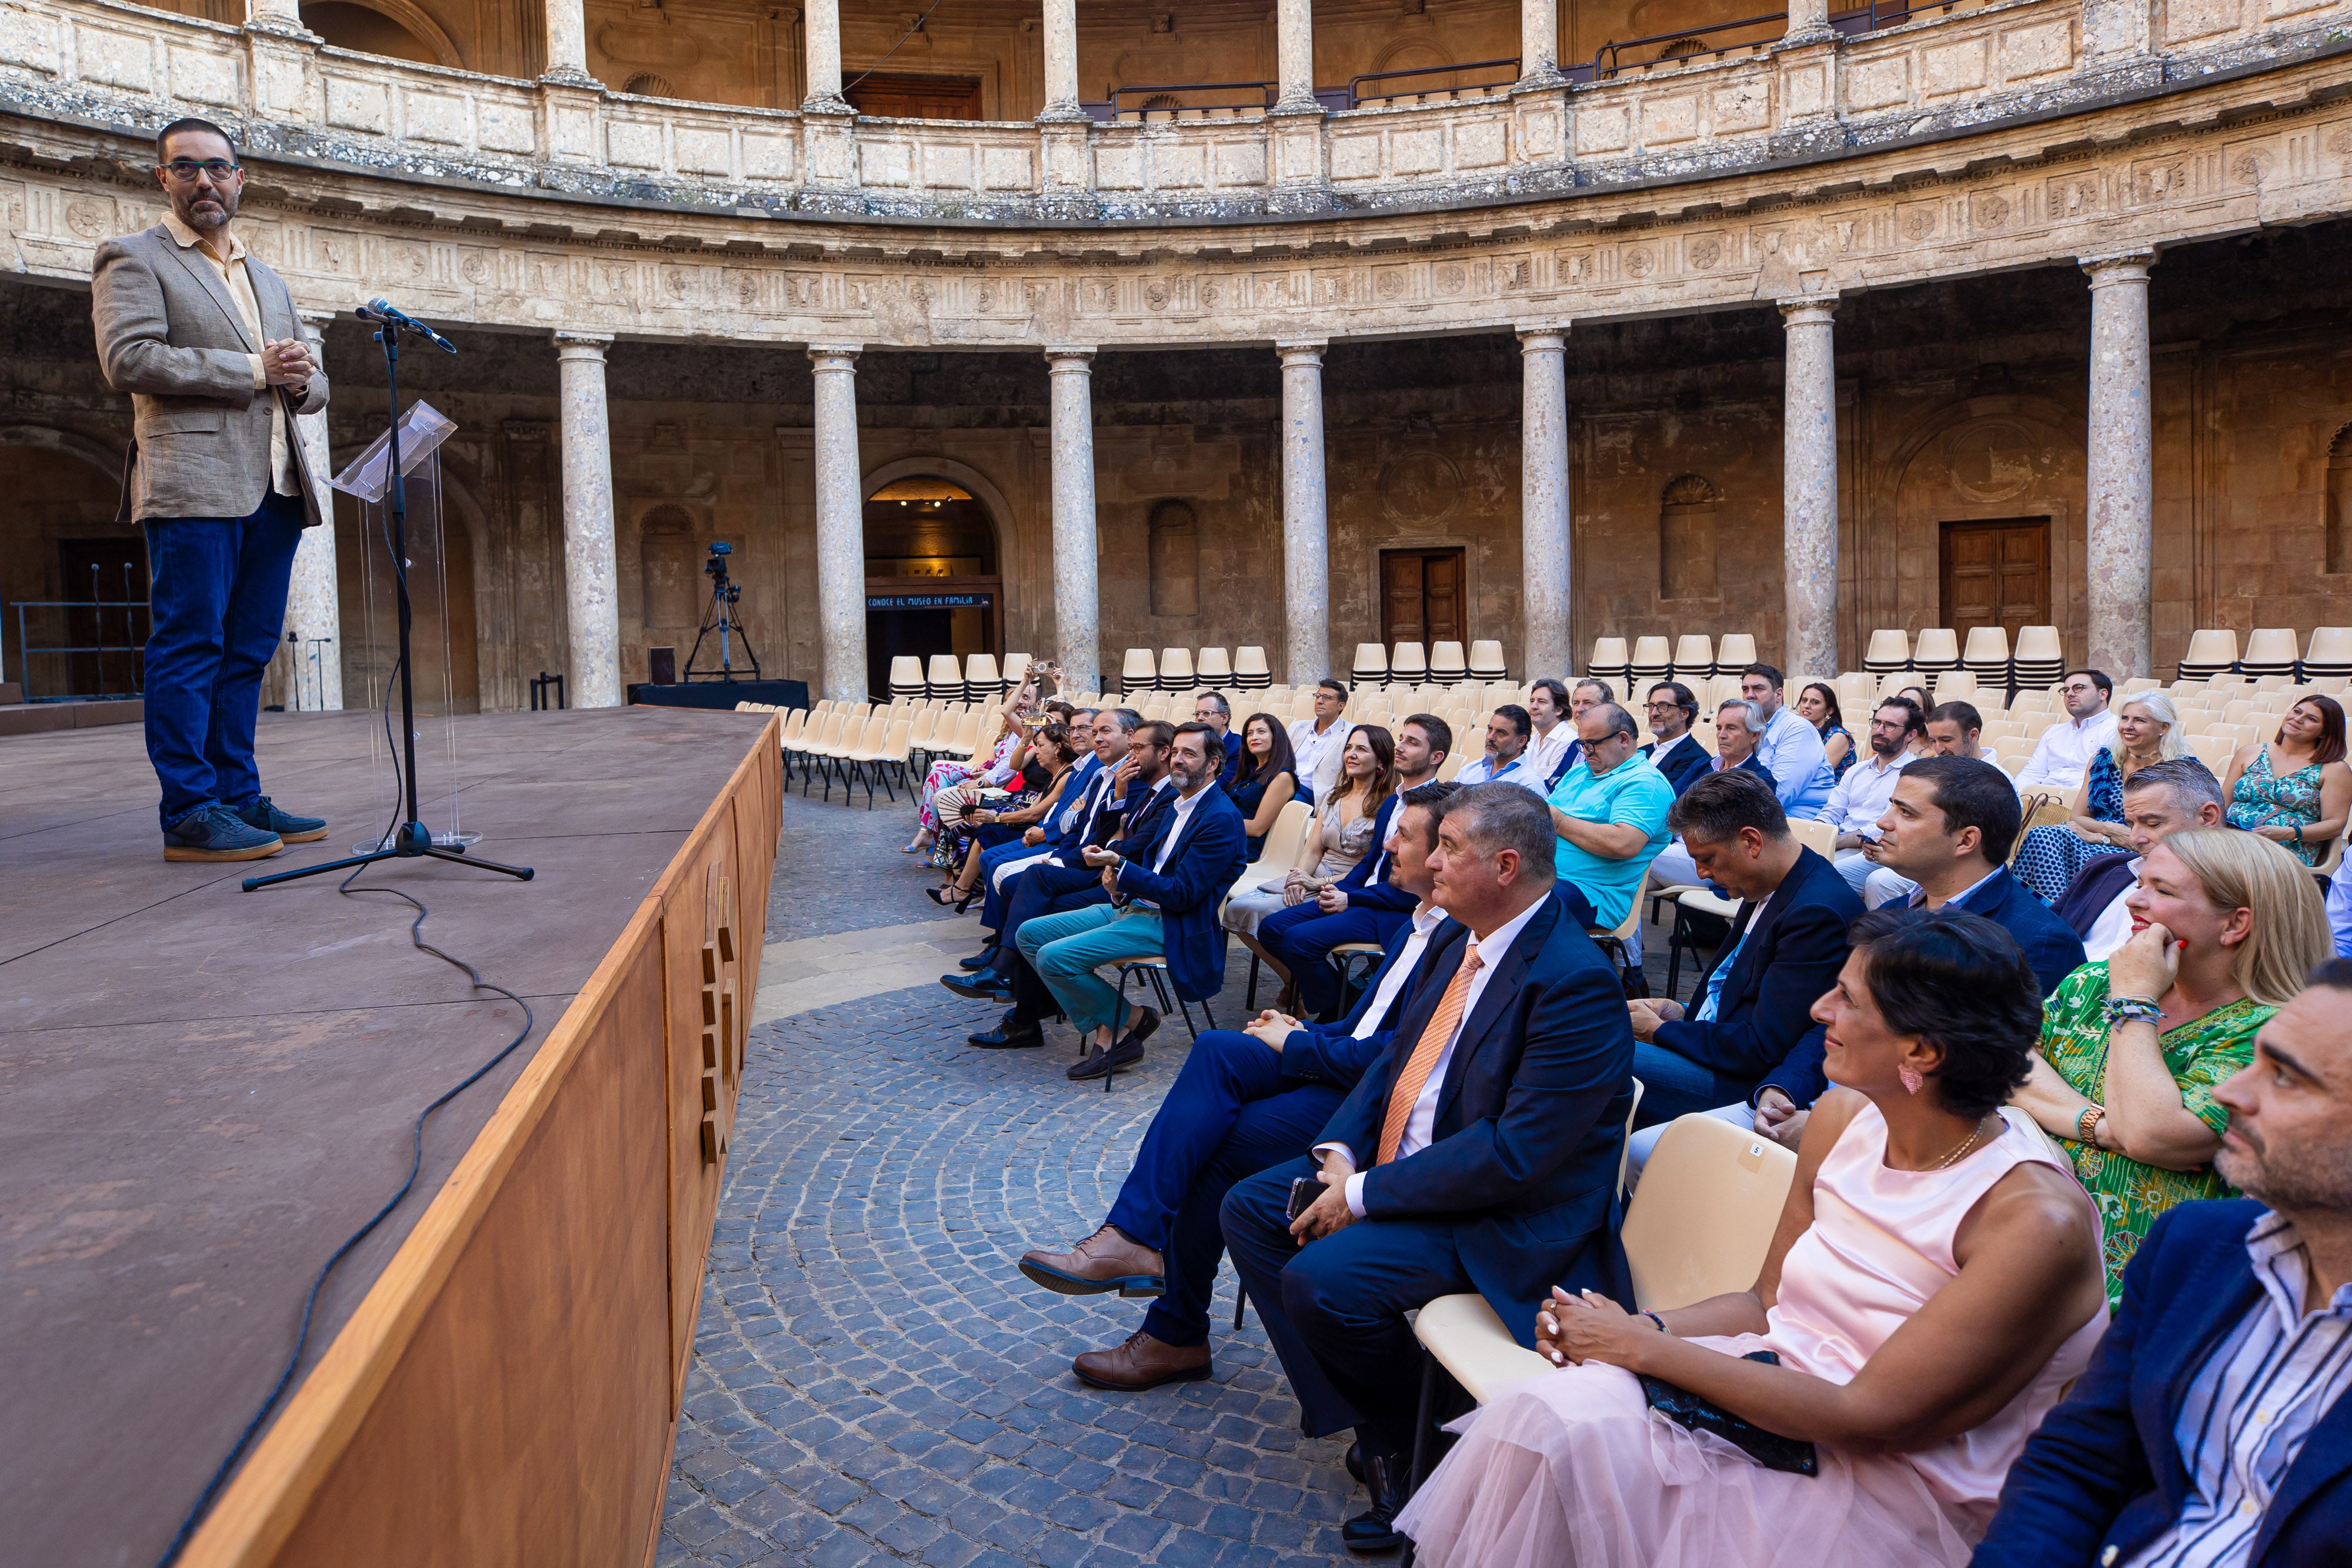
1278,914,1434,1090
1040,753,1106,860
1331,793,1417,915
1318,897,1636,1348
1651,845,1859,1094
1643,733,1715,797
1112,785,1248,1001
1760,864,2086,1108
1975,1199,2352,1568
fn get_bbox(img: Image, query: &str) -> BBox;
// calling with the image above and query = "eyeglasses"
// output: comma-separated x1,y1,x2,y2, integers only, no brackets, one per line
159,159,240,182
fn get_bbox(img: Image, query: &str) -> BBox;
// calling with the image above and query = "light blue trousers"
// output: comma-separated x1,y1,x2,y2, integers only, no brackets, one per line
1017,903,1166,1035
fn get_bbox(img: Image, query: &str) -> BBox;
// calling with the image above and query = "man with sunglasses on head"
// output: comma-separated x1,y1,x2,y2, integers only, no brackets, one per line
92,118,332,863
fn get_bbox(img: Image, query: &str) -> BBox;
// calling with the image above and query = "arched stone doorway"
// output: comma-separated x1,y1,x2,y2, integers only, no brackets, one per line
862,475,1002,701
0,432,142,700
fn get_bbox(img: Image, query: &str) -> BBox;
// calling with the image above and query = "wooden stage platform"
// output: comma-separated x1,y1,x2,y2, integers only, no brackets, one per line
0,705,781,1568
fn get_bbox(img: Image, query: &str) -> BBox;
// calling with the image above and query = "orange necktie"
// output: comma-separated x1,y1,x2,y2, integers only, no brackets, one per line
1376,938,1481,1164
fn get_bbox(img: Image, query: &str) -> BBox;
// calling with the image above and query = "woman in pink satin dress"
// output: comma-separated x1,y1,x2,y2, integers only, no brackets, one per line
1397,907,2112,1568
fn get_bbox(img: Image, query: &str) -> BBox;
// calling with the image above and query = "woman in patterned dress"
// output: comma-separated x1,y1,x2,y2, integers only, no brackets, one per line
2220,693,2351,867
1798,683,1855,780
2010,693,2184,902
2009,827,2329,1302
903,678,1041,855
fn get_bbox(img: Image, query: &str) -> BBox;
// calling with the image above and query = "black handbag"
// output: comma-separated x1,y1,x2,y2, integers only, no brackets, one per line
1638,1350,1819,1477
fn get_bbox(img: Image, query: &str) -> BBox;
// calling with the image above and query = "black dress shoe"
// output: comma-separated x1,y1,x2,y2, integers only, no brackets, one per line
958,947,998,971
1342,1450,1411,1553
1345,1439,1366,1485
968,1016,1043,1049
941,971,1013,1001
1120,1005,1160,1051
1068,1034,1146,1080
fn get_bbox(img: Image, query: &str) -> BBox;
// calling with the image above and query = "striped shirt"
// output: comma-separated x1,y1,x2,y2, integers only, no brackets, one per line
2124,1211,2352,1568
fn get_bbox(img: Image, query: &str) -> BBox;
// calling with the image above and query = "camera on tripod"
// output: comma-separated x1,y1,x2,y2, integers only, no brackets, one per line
704,540,737,592
685,540,760,681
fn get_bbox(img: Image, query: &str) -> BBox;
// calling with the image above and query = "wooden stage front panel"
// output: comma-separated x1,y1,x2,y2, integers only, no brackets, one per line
0,706,780,1568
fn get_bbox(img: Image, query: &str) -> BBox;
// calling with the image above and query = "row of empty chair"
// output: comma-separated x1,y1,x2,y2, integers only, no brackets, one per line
1349,641,1510,688
1589,633,1760,687
886,651,1034,704
2179,627,2352,681
1865,626,2064,693
1118,644,1514,696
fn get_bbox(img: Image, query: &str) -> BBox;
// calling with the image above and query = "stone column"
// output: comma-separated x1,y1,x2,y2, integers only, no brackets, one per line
1783,0,1832,43
1518,0,1562,88
802,0,847,111
286,308,342,710
1045,347,1101,696
808,345,868,703
1274,0,1317,112
2083,252,2156,681
244,0,306,31
1779,299,1840,678
1039,0,1084,120
1278,340,1331,686
1519,327,1571,681
542,0,594,83
554,332,621,708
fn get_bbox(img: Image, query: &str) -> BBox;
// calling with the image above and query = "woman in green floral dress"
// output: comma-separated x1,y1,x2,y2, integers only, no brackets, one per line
2010,827,2329,1302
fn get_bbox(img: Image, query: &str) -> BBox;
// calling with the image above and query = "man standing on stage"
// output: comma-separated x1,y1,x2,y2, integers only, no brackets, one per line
92,118,332,861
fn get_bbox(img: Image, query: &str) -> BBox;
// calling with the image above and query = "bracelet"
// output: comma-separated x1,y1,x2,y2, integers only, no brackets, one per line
1642,1310,1672,1336
2076,1106,2106,1147
2104,995,2164,1028
2295,823,2306,844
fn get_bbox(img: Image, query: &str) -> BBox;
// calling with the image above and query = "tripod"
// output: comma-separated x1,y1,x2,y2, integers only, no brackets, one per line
682,541,761,682
245,307,533,892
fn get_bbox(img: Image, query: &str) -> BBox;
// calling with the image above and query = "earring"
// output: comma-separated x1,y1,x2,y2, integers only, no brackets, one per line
1899,1066,1924,1096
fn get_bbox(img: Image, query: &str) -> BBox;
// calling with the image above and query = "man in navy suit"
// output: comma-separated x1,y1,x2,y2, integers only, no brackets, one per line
1623,770,1860,1126
1221,783,1636,1550
1641,680,1715,797
1017,723,1247,1079
961,708,1134,965
1973,965,2352,1567
1013,781,1460,1392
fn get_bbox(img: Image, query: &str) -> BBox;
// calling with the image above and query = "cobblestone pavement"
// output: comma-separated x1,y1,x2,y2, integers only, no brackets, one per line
671,785,1701,1567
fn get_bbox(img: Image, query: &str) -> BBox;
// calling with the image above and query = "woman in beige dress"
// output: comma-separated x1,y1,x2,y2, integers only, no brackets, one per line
1220,726,1394,1007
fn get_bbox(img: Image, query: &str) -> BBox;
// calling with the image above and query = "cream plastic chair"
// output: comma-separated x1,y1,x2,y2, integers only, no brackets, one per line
2189,731,2241,772
1391,641,1429,684
843,716,911,807
1913,627,1960,672
1196,646,1233,686
1468,640,1508,681
1226,800,1317,1009
887,654,926,701
926,654,964,704
796,711,848,795
1630,634,1672,682
1588,636,1630,679
1791,818,1837,861
1232,645,1272,691
2242,627,2298,676
2180,628,2240,680
1352,641,1389,690
964,652,1003,703
1864,628,1911,672
1159,647,1196,691
1670,633,1715,681
1412,1113,1798,1409
1120,647,1158,698
2306,628,2352,677
1935,668,1979,701
1716,633,1758,672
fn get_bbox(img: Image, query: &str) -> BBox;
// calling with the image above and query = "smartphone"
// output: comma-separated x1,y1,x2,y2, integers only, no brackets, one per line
1286,1176,1320,1223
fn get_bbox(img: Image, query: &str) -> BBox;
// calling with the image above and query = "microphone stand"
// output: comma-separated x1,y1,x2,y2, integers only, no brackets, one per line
245,309,533,892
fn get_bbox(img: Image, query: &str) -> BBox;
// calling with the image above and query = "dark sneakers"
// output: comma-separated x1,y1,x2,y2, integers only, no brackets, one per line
236,796,329,843
163,804,285,862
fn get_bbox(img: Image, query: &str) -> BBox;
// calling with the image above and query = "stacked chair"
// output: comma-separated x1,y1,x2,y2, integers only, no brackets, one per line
1231,646,1272,691
1391,641,1428,686
2241,628,2300,681
2306,627,2352,683
2177,628,2239,683
1911,627,1960,692
1629,636,1671,694
1864,628,1911,677
1588,637,1632,696
1120,647,1158,698
1351,642,1390,691
1002,651,1031,692
1716,633,1758,677
887,655,927,702
1195,646,1233,688
1468,640,1508,683
964,652,1004,702
1669,634,1715,684
1960,625,2012,697
1158,647,1195,691
1427,641,1468,687
925,653,965,704
2010,625,2062,692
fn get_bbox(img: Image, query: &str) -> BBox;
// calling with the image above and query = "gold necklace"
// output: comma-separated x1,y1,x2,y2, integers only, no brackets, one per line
1933,1116,1995,1170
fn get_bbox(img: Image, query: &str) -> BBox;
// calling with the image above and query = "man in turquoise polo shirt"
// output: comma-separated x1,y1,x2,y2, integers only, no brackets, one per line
1545,701,1676,934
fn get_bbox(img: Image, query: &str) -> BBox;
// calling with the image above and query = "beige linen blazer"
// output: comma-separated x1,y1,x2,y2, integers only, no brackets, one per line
89,223,331,526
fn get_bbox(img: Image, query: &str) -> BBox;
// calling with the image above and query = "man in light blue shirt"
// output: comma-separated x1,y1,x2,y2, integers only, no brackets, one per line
1740,663,1834,817
1545,702,1675,932
1455,705,1549,795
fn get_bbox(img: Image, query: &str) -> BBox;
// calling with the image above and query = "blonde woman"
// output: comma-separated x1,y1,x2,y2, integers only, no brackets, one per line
2012,826,2330,1301
1220,726,1395,1003
2011,692,2185,903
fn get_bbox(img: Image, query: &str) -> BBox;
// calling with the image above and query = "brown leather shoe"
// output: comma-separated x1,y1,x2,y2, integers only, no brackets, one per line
1073,1329,1212,1392
1018,1223,1166,1296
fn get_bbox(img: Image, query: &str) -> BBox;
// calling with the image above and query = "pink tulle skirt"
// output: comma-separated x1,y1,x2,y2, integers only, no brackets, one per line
1394,1345,1990,1568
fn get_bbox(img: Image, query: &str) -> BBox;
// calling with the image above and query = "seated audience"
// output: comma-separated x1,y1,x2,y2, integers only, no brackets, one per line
927,723,1083,910
960,707,1124,947
2052,757,2225,961
1643,698,1772,892
2014,668,2119,792
1015,723,1246,1079
1456,705,1548,792
1974,959,2352,1568
1798,680,1856,779
1625,771,1859,1130
1224,726,1396,1007
1013,783,1459,1389
1221,784,1637,1550
1545,702,1676,935
1754,758,2087,1154
2223,693,2351,868
1896,687,1936,752
1820,697,1923,894
1259,716,1449,1020
1742,663,1836,816
2012,691,2183,903
1642,681,1713,796
1192,690,1237,783
908,675,1043,857
1526,677,1575,783
1398,910,2109,1568
1288,678,1352,805
1925,700,1988,760
1224,711,1299,860
2013,827,2330,1301
1542,678,1618,788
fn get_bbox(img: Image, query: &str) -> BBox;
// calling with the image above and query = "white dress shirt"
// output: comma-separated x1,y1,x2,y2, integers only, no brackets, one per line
1454,751,1549,795
1527,723,1574,785
1315,893,1549,1215
2085,857,2142,961
1351,903,1446,1041
1147,783,1208,875
2014,709,2120,791
1288,716,1349,802
1820,748,1913,841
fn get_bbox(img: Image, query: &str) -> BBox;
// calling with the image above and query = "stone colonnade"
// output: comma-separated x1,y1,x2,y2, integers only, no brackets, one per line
491,256,2156,709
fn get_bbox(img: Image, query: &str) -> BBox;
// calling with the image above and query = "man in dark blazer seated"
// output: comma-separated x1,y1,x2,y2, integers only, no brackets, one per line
961,706,1125,940
1220,782,1636,1551
1013,781,1459,1390
1972,965,2352,1568
1624,770,1860,1126
1018,723,1246,1079
1641,680,1715,797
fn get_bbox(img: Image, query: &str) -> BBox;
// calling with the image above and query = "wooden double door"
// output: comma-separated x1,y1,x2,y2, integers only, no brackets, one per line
1380,547,1466,650
1939,518,2050,641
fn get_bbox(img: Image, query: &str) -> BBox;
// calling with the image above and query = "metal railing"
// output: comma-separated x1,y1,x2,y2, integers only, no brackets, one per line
1593,0,1920,76
1347,56,1522,108
11,599,149,702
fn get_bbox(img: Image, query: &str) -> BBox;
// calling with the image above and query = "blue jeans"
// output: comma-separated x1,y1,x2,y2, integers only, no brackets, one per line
1629,1038,1732,1128
143,492,306,828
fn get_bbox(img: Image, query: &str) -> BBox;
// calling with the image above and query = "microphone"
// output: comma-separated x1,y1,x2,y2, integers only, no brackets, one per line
360,298,459,354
